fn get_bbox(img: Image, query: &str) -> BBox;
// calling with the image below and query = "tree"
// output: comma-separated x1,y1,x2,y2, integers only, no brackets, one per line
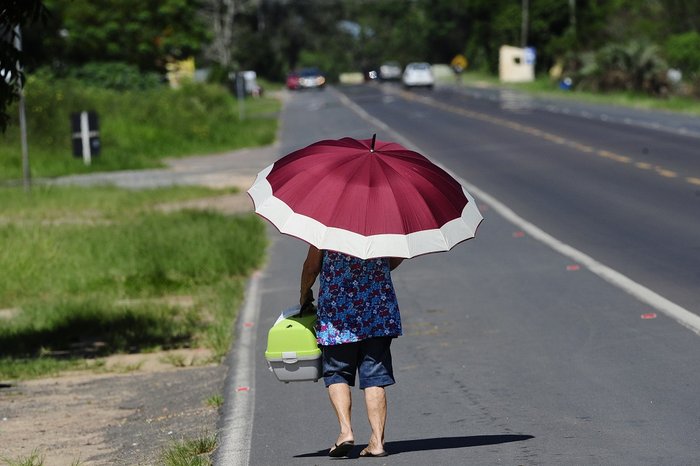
0,0,48,131
201,0,237,69
29,0,209,72
228,0,348,80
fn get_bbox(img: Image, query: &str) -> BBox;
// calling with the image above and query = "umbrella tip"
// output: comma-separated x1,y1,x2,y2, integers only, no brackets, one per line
370,133,376,152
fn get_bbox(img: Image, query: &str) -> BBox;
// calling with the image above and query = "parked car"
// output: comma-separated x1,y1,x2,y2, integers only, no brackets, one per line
286,71,300,90
402,62,434,89
379,61,402,81
297,67,326,89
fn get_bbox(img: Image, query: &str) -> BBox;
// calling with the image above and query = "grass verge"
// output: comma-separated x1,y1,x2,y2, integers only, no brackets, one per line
0,185,266,380
205,394,224,409
0,450,44,466
0,451,84,466
160,434,217,466
0,78,280,180
445,71,700,116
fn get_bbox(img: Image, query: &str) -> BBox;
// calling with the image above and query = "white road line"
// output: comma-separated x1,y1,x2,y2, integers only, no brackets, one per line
215,271,262,466
335,87,700,336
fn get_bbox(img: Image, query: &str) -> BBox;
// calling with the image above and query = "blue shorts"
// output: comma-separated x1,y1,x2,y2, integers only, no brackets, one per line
321,337,395,389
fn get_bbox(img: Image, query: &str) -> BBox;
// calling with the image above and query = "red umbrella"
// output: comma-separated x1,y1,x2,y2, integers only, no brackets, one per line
247,135,483,259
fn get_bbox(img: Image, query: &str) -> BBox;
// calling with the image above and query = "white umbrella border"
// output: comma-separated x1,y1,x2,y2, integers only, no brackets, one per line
247,163,484,260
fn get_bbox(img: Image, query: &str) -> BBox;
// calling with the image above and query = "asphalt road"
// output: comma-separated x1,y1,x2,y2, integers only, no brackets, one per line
216,84,700,465
344,83,700,314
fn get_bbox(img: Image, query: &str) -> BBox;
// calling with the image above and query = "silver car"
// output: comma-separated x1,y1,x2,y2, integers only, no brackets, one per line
402,62,434,89
379,61,402,81
298,67,326,89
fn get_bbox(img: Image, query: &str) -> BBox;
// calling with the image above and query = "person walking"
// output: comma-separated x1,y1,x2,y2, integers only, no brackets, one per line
300,245,404,458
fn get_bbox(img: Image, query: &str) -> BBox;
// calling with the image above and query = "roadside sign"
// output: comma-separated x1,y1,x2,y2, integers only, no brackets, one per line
524,47,536,65
451,54,468,72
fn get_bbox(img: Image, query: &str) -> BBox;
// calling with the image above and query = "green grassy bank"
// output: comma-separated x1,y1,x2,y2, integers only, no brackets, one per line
0,185,267,379
0,76,280,181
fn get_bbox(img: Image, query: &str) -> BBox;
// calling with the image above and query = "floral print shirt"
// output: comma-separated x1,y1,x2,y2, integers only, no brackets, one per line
316,251,402,346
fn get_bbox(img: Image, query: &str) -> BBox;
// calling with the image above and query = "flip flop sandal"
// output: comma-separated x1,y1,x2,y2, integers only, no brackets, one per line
329,440,354,457
359,449,389,457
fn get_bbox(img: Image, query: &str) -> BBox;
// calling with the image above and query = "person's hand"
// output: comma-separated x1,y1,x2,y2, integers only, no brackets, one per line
300,288,314,306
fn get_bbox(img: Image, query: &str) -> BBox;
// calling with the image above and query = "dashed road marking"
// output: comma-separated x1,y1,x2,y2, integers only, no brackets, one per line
336,87,700,337
655,168,678,178
598,150,632,163
392,88,699,188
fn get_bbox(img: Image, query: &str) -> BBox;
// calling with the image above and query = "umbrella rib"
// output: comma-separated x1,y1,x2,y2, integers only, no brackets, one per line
302,153,370,236
408,165,466,215
374,156,438,234
280,151,366,209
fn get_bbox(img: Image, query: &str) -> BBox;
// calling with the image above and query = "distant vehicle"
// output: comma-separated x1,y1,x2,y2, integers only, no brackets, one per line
297,67,326,89
241,70,262,96
363,66,379,81
286,71,300,90
379,61,402,81
402,62,434,89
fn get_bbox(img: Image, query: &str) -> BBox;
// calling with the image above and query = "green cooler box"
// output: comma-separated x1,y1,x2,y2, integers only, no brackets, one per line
265,308,322,383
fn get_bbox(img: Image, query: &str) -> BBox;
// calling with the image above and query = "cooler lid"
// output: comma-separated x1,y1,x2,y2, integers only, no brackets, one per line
265,313,320,359
264,348,321,360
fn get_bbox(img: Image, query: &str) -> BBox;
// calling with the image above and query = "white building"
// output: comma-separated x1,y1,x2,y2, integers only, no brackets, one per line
499,45,536,83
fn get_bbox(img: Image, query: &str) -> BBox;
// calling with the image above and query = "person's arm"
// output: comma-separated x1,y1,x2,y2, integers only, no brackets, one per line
389,257,404,271
300,245,323,305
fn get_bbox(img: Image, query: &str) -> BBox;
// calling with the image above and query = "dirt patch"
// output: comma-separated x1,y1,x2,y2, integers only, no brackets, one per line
98,348,216,372
154,192,253,216
0,308,20,320
0,349,224,465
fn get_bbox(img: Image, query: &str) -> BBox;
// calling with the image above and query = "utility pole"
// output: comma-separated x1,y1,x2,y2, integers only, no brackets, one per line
14,26,31,191
569,0,577,36
521,0,529,47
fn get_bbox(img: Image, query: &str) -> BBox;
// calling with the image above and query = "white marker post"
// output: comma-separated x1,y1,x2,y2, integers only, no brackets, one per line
71,111,99,165
80,111,92,165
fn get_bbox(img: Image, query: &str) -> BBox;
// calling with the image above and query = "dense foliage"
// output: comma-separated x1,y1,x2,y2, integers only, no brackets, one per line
24,0,210,72
16,0,700,82
0,0,49,131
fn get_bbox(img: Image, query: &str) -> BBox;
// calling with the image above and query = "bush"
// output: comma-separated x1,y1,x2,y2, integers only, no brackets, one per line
64,62,164,91
665,32,700,96
572,40,668,95
665,32,700,76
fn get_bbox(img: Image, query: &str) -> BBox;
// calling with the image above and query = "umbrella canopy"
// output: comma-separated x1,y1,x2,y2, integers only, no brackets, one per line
247,135,483,259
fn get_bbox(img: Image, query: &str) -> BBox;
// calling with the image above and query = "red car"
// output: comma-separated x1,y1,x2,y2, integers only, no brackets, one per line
286,72,300,90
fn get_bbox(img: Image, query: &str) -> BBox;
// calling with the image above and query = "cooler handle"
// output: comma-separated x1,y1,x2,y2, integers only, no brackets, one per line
299,300,316,317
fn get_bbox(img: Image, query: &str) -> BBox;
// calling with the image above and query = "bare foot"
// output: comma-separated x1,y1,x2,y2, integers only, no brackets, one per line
334,431,354,446
359,447,388,457
329,438,355,457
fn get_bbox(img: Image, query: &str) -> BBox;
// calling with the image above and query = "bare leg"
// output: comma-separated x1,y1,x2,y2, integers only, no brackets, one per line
328,383,354,446
362,386,387,455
